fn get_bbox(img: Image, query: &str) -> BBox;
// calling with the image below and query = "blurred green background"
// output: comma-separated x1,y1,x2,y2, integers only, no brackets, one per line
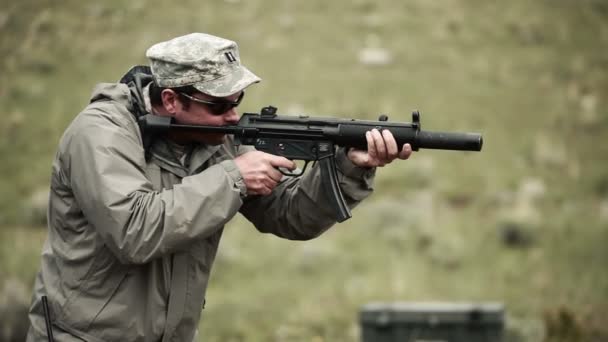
1,0,607,341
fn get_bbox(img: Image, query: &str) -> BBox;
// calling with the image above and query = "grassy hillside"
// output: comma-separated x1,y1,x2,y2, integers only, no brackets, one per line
1,0,607,341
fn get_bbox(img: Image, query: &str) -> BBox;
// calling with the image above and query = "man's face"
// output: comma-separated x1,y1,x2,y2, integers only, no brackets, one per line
166,90,242,145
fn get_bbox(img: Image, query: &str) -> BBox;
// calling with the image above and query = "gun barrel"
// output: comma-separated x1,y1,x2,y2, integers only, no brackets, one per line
335,124,482,152
416,130,483,151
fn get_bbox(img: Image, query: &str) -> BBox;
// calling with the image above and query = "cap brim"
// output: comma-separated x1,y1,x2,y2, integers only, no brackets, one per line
192,66,261,97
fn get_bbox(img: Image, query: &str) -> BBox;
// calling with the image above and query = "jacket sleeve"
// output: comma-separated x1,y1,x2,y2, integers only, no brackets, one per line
60,107,244,264
238,148,376,240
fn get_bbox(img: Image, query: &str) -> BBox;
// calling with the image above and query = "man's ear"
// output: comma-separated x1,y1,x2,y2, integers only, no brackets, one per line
161,89,179,114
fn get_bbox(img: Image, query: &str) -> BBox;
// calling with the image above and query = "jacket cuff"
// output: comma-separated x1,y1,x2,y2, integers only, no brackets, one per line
334,147,376,180
219,160,248,197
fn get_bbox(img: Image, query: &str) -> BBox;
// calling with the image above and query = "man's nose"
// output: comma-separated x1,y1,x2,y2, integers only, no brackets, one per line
224,107,239,123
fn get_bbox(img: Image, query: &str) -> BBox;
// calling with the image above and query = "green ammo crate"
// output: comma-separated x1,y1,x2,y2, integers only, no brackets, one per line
360,302,504,342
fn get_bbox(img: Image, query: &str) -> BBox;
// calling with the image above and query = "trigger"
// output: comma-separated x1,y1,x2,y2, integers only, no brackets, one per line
278,161,309,177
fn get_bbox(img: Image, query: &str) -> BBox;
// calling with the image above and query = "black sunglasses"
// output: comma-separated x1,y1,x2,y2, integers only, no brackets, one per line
179,91,245,115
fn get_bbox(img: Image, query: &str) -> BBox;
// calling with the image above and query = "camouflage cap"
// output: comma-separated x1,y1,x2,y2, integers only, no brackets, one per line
146,33,261,97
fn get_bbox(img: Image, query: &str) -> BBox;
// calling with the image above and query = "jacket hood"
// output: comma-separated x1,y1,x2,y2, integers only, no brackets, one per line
89,83,132,107
89,65,154,117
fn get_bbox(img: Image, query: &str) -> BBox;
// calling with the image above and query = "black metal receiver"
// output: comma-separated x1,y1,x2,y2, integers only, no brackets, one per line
139,106,483,222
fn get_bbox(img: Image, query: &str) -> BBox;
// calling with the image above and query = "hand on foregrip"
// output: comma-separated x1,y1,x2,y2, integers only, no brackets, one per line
347,128,413,168
233,151,296,196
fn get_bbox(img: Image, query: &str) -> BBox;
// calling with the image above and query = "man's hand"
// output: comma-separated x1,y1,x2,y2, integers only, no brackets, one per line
347,128,413,168
234,151,296,196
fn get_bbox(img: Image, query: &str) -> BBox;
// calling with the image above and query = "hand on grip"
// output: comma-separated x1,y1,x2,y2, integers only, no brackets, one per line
234,151,296,196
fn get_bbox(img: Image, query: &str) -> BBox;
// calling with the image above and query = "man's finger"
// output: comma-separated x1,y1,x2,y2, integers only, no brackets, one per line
267,155,297,170
251,181,273,196
263,176,279,190
371,129,387,160
268,167,284,182
399,143,413,160
366,131,377,161
382,129,399,160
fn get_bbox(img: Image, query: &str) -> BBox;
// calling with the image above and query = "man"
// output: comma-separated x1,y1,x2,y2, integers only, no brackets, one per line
27,33,412,341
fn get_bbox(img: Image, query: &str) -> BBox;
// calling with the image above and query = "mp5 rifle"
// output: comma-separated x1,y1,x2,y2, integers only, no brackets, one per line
138,106,483,222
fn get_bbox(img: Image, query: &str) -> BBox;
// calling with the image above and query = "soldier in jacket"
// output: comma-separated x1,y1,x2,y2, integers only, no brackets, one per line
27,33,412,342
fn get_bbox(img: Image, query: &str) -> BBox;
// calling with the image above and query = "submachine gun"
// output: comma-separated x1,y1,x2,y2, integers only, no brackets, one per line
138,106,483,222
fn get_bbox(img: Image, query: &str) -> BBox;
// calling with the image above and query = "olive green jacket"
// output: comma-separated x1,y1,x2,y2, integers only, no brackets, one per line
27,81,375,342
